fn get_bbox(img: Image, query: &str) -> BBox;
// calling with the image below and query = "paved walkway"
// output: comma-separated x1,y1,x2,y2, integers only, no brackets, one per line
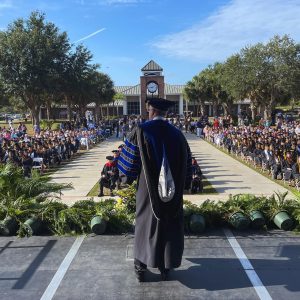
50,137,123,205
51,133,292,206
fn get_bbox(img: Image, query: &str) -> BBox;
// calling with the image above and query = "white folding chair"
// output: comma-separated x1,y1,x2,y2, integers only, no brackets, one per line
32,157,43,172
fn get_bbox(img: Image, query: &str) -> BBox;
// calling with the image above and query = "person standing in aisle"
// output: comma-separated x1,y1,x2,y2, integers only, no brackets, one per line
118,98,192,282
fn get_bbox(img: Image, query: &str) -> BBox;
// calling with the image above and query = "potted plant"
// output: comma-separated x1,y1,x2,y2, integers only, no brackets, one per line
91,201,109,235
23,215,42,235
183,200,206,234
189,213,206,233
222,197,250,230
265,192,294,231
243,195,267,229
0,215,18,236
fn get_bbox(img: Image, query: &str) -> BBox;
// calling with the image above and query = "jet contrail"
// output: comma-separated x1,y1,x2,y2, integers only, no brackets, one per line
74,28,106,43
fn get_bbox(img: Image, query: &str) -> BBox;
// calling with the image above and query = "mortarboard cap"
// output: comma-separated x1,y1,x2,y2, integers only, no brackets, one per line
112,150,119,153
146,97,174,111
106,155,114,160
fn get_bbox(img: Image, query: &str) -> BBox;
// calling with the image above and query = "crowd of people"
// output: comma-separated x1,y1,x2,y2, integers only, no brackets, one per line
203,116,300,187
0,118,114,177
96,110,300,194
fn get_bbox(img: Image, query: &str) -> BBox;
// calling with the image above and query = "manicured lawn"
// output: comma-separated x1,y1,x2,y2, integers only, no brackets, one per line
0,120,64,135
202,175,218,194
87,180,100,197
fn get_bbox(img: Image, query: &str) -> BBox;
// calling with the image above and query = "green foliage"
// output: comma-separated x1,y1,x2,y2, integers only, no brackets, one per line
40,119,54,130
184,192,300,230
0,163,72,236
187,34,300,117
0,11,71,124
0,11,115,124
114,182,136,215
263,191,300,219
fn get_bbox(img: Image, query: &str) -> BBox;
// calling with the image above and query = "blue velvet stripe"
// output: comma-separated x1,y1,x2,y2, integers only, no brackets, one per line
125,139,139,151
118,155,140,170
122,147,138,161
117,162,138,178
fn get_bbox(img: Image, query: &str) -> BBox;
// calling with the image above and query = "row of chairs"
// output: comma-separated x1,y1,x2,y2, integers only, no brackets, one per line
220,142,300,191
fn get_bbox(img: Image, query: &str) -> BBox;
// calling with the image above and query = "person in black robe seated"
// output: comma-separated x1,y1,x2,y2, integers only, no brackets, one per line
21,150,33,178
282,152,299,183
271,148,285,179
191,157,203,193
98,155,119,197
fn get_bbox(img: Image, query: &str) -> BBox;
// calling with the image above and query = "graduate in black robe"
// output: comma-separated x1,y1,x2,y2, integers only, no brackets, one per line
118,98,192,282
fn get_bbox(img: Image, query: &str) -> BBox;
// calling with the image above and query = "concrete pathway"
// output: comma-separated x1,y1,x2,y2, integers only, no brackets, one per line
51,133,293,206
50,137,123,205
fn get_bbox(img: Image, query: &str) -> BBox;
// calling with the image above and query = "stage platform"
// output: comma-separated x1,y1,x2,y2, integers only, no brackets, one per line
1,229,300,299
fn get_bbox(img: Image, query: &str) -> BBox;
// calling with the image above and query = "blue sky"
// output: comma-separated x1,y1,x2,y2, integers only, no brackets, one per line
1,0,300,86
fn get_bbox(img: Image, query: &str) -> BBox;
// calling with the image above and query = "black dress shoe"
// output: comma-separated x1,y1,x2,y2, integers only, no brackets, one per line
159,268,169,281
135,266,146,282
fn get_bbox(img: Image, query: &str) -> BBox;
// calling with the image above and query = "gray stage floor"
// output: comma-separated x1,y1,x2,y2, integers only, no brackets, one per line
0,229,300,300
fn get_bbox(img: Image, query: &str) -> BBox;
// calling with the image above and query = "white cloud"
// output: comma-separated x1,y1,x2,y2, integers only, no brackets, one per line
153,0,300,62
0,0,13,9
0,0,14,17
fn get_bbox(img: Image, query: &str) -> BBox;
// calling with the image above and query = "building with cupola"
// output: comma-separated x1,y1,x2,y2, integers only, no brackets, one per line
41,59,250,119
113,60,249,118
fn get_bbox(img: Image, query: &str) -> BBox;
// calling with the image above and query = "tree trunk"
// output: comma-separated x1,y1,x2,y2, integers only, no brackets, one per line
222,103,229,117
196,103,200,116
250,103,256,122
112,101,115,117
65,96,72,122
291,98,295,110
95,104,100,123
31,106,40,126
100,105,103,120
212,100,218,117
106,105,109,118
46,102,51,121
264,95,274,120
200,102,205,116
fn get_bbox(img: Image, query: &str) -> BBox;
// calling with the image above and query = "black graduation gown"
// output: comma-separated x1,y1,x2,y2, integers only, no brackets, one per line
118,119,192,269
